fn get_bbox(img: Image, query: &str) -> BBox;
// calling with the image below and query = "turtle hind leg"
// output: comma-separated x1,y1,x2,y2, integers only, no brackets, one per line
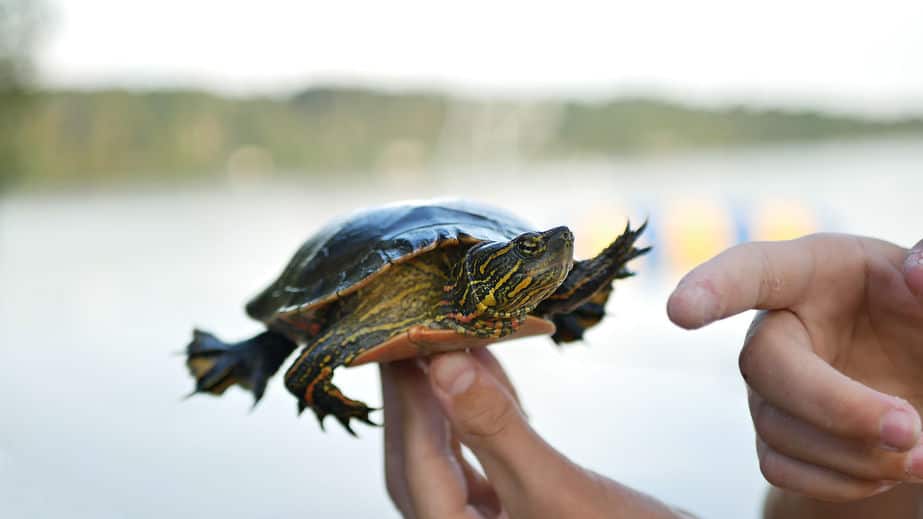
185,329,297,405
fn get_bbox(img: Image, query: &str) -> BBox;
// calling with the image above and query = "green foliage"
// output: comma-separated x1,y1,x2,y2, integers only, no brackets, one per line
552,98,923,155
6,87,923,188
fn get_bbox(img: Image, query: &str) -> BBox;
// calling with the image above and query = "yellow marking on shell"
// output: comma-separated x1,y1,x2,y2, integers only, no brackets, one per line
507,276,533,299
410,260,445,277
274,238,465,319
342,315,427,345
479,243,514,275
359,282,429,321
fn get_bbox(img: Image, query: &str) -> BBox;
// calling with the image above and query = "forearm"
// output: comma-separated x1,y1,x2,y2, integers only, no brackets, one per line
763,485,923,519
582,470,697,519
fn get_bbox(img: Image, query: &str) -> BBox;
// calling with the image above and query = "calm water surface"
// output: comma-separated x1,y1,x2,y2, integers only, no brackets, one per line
1,138,920,518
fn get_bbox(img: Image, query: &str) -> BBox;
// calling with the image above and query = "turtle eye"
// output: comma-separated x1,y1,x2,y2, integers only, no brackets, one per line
516,236,543,256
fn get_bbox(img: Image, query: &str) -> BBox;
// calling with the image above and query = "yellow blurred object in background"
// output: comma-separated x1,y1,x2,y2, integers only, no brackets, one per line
664,198,734,275
753,199,818,241
576,203,631,260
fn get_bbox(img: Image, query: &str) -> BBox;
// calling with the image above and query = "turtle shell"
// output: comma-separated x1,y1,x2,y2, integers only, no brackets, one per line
245,200,535,325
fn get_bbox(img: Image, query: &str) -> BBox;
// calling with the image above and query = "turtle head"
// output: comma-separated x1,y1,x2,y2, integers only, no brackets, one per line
457,226,574,317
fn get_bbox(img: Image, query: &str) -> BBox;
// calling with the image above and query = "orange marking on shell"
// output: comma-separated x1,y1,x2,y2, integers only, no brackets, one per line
348,316,556,366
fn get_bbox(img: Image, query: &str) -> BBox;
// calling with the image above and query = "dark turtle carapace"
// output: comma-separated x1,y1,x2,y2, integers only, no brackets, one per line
185,200,649,434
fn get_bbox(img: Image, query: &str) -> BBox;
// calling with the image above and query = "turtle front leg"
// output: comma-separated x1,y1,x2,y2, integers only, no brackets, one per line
284,349,377,435
535,221,649,337
548,285,610,343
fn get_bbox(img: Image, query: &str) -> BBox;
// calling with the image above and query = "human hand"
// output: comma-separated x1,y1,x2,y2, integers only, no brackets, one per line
667,234,923,501
380,348,689,519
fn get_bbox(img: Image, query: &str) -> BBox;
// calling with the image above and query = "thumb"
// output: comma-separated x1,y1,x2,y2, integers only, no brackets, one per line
427,352,575,504
905,240,923,299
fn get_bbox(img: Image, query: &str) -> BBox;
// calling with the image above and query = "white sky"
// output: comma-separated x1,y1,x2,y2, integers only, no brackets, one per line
37,0,923,115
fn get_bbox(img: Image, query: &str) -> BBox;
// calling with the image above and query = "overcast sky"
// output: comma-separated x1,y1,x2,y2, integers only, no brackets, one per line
37,0,923,115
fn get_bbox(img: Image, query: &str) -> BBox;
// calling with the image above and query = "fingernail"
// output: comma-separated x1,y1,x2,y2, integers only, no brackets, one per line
906,247,923,269
904,247,923,268
907,445,923,479
881,409,918,451
433,353,476,396
872,480,901,495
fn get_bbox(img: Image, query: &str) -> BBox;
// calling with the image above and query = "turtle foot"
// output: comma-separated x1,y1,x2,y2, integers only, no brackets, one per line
299,376,379,436
549,297,607,344
185,329,296,405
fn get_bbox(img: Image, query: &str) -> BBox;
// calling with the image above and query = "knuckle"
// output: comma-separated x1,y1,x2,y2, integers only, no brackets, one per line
738,340,758,379
457,388,517,439
758,448,787,487
754,245,783,305
738,330,767,380
751,399,777,439
867,451,909,481
739,314,793,382
822,391,876,437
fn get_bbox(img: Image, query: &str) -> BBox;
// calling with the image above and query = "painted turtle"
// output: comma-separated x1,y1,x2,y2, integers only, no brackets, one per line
185,200,649,434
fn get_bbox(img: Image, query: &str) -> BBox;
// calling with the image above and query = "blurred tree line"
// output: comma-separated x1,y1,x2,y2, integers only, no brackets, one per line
2,0,922,189
10,88,922,188
1,0,45,189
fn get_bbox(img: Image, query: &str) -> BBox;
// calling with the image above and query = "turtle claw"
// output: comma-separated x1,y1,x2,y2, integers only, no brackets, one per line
336,415,357,437
299,379,379,435
335,408,380,437
322,402,378,436
184,330,297,406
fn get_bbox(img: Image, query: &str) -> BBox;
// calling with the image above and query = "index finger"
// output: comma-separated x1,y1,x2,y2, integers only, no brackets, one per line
667,236,825,329
380,362,413,516
392,360,479,518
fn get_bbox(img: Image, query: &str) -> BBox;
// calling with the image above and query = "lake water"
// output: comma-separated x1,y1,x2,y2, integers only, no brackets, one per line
1,137,921,518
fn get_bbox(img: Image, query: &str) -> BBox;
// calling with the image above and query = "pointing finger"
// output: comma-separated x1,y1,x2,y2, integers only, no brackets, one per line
667,235,857,329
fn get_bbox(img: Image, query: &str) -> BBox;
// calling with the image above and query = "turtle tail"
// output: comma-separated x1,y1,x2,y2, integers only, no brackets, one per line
185,329,298,405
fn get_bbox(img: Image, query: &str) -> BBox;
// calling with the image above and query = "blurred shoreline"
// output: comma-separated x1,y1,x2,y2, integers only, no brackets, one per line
3,86,923,192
